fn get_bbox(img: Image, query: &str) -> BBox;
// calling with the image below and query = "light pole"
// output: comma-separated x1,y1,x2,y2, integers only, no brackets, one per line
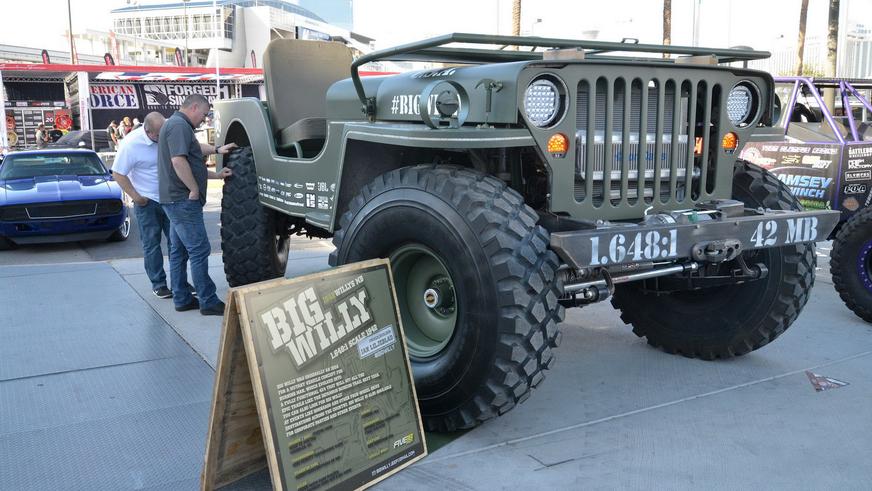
183,0,189,66
528,18,542,36
213,0,220,98
66,0,76,63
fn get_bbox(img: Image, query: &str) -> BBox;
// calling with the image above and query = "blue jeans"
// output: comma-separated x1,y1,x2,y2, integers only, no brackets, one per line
162,199,219,310
133,199,170,290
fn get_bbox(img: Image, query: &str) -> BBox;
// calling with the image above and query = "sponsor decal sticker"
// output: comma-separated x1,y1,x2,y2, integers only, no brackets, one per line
843,197,860,211
799,154,831,169
844,183,868,195
847,158,872,170
848,146,872,158
776,174,832,199
845,170,871,181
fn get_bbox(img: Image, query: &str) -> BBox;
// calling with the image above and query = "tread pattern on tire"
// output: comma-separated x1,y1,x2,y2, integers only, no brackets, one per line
221,147,286,287
830,206,872,322
611,160,816,360
330,165,565,431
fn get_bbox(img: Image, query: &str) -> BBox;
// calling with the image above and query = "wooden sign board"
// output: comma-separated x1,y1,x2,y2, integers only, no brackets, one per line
202,259,427,490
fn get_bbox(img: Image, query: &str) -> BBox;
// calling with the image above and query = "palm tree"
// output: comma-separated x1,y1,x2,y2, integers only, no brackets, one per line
796,0,809,75
823,0,840,113
663,0,672,58
512,0,521,50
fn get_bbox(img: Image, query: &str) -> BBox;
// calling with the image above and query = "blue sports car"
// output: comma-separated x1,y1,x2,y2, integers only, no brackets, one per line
0,149,130,249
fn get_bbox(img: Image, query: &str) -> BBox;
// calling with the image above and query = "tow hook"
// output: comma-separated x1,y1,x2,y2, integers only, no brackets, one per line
692,239,742,263
735,254,768,280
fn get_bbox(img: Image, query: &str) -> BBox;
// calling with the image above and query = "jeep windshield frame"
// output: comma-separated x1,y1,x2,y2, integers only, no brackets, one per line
350,32,771,116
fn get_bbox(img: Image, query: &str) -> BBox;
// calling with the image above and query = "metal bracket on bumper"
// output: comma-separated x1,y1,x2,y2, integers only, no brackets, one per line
550,209,841,270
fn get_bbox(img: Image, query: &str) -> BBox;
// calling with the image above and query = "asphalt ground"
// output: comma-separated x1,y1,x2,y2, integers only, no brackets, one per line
1,185,871,489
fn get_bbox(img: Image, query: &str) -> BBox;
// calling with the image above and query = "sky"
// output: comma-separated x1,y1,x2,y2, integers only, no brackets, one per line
1,0,870,56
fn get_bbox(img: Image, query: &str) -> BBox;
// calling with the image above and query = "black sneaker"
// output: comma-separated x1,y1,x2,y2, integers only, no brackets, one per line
200,300,226,316
175,298,200,312
153,286,173,299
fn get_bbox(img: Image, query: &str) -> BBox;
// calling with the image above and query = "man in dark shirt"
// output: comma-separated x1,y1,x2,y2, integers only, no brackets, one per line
158,94,236,316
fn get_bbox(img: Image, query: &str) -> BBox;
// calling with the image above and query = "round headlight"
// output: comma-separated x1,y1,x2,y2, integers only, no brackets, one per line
727,83,758,126
524,79,560,127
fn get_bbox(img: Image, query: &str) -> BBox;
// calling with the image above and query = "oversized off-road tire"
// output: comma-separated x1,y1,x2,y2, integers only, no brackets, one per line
329,165,564,432
612,160,816,359
831,207,872,322
221,147,290,287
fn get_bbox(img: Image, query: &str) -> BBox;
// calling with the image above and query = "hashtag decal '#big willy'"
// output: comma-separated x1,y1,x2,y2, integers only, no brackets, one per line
388,94,446,116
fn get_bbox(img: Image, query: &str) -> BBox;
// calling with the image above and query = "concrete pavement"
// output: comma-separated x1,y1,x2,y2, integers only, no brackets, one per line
1,195,870,489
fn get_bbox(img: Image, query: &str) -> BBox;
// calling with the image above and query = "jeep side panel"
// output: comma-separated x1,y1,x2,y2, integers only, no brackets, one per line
214,98,537,233
214,97,346,230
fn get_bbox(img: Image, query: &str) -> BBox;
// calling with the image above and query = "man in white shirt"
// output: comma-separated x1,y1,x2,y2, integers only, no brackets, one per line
112,112,175,299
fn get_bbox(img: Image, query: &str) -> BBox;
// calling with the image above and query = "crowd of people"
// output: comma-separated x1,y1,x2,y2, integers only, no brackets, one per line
105,116,141,151
112,94,235,316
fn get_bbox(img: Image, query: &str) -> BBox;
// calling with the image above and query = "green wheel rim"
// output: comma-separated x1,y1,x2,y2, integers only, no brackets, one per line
390,243,458,359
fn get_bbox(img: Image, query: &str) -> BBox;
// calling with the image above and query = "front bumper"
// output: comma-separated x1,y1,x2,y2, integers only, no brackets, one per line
550,209,841,269
0,212,126,244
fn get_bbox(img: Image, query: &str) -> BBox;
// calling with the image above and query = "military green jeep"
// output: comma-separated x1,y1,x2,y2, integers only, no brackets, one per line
214,34,840,432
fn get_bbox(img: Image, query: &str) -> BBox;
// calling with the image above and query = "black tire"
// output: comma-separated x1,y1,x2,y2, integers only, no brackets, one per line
221,147,290,287
330,165,564,432
611,160,816,359
108,207,131,242
0,236,16,250
790,104,817,123
831,208,872,322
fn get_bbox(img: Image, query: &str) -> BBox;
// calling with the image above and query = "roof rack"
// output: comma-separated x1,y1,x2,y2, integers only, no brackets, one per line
350,32,771,116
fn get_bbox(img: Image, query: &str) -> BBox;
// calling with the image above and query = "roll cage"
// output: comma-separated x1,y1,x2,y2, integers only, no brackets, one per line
776,77,872,145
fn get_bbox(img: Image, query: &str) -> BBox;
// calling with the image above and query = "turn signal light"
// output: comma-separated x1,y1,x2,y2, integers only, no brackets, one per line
547,133,568,156
722,132,738,153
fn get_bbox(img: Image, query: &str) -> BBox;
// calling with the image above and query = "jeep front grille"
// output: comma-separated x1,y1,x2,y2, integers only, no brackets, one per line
575,77,722,207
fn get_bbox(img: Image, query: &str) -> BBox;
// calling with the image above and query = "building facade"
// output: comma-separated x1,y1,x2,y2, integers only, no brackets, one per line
111,0,372,68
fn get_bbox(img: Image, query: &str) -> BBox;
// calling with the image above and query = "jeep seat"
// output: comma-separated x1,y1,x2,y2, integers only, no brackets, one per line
262,39,352,156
